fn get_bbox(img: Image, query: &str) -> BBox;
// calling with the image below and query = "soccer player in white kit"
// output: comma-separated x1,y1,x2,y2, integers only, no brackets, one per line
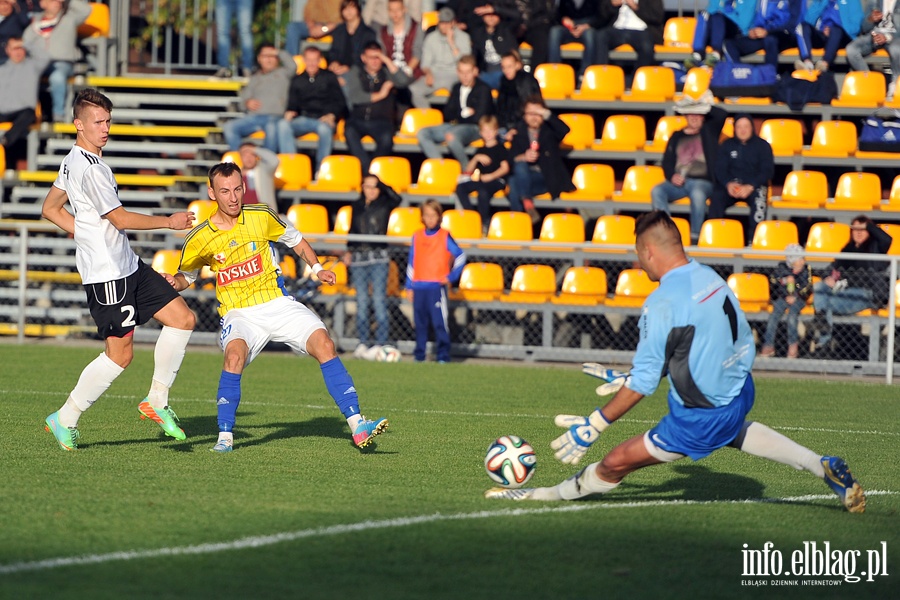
167,162,388,452
41,88,197,450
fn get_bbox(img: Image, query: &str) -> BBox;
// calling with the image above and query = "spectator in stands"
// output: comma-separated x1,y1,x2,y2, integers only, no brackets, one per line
238,142,280,213
845,0,900,101
406,199,466,363
723,0,802,68
452,114,511,232
447,0,518,32
760,244,812,359
214,0,255,78
496,49,541,137
0,36,48,152
685,0,756,68
548,0,600,79
344,41,412,173
593,0,664,76
23,0,90,124
328,0,377,76
811,215,893,356
650,91,726,243
795,0,864,72
278,45,345,174
417,54,493,164
285,0,343,55
343,174,403,356
222,44,295,153
364,0,428,28
0,0,31,66
507,95,575,222
708,114,774,245
514,0,553,66
409,7,471,108
378,0,424,115
469,5,518,88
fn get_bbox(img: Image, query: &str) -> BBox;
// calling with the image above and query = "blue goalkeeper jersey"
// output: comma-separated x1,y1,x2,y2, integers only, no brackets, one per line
628,260,755,409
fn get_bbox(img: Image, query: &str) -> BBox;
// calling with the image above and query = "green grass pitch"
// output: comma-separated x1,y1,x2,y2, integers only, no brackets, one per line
0,343,897,599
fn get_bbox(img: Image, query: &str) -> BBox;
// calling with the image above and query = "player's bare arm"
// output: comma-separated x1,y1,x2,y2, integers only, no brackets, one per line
41,185,76,234
293,239,336,285
104,207,195,231
599,386,645,423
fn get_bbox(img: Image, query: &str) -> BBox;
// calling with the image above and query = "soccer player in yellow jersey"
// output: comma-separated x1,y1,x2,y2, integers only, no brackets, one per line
168,162,388,452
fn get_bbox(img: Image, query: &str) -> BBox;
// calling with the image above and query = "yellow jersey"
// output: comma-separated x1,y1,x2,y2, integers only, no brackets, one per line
179,204,303,316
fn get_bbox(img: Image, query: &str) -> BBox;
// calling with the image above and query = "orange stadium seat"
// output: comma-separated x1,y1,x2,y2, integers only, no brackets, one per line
559,163,615,201
572,65,625,101
306,155,362,192
487,211,533,243
831,71,886,108
558,113,596,150
386,206,423,237
286,203,329,234
538,213,585,245
614,165,665,203
552,266,608,305
656,17,696,53
393,108,443,145
187,200,217,226
622,66,675,102
727,273,771,313
697,219,745,255
881,175,900,212
750,220,799,260
221,150,242,167
673,217,691,246
803,121,857,158
771,170,828,209
644,115,686,153
592,114,646,152
675,67,710,101
759,119,804,156
606,269,658,307
879,224,900,253
151,250,181,275
368,156,412,193
826,172,882,211
274,153,312,190
333,205,352,234
591,214,636,252
449,262,504,302
806,222,850,259
501,264,557,303
533,63,576,99
441,208,482,240
421,10,439,31
407,158,461,196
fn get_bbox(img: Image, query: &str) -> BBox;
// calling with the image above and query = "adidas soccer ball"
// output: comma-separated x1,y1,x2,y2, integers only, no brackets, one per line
484,435,536,488
376,345,402,363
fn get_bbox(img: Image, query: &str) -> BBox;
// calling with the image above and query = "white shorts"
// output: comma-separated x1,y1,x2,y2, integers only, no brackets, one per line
218,296,326,364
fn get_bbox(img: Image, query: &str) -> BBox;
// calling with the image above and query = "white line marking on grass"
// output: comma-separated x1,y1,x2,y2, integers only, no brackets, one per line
1,490,896,576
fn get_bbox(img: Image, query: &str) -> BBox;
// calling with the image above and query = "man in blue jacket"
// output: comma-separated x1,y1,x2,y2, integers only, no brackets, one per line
724,0,803,67
686,0,757,67
795,0,865,71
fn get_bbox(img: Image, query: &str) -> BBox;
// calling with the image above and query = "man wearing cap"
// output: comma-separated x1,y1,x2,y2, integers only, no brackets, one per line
408,6,472,108
708,113,774,245
650,91,727,243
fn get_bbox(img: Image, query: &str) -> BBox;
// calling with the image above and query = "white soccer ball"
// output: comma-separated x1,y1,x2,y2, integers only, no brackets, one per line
376,345,402,363
484,435,537,488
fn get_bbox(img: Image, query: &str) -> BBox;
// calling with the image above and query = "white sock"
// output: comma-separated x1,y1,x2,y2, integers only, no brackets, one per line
147,326,192,409
67,352,125,414
738,422,825,478
217,432,233,445
531,463,620,501
57,397,84,428
347,414,364,430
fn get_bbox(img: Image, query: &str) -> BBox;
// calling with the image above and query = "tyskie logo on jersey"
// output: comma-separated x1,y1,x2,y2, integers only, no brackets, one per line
216,253,263,286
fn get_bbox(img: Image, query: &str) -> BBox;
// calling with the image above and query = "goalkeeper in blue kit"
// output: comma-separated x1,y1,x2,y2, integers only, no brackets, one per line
486,211,866,513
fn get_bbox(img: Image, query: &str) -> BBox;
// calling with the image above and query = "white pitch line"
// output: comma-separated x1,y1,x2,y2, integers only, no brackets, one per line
0,491,896,576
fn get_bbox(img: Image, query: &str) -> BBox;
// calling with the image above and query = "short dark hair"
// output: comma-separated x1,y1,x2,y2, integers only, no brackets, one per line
209,162,243,186
257,42,276,53
362,41,382,54
635,210,682,244
501,49,522,62
341,0,360,10
73,88,113,120
522,94,546,110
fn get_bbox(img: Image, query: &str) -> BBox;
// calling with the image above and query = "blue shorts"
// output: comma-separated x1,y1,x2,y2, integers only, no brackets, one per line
648,375,755,460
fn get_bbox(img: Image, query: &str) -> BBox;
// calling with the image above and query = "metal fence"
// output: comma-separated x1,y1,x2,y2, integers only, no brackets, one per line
3,221,899,381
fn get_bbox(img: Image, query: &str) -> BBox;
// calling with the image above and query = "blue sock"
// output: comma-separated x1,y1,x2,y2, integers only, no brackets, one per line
320,357,360,418
216,371,242,432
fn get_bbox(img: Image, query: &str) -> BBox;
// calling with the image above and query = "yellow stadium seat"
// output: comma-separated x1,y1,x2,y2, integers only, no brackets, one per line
806,222,850,258
393,108,443,145
879,224,900,253
622,66,676,102
0,144,5,172
487,211,533,243
501,264,557,303
449,262,504,302
533,63,576,99
538,213,585,245
655,17,696,53
151,250,181,275
592,114,646,152
552,266,608,305
831,71,886,108
221,150,242,167
720,116,734,140
605,269,658,307
333,205,352,235
78,2,109,37
759,119,803,156
881,175,900,212
306,155,363,192
672,216,691,246
407,158,461,196
559,163,615,201
644,115,686,153
675,67,710,101
826,172,882,211
572,65,625,101
286,203,329,234
771,170,828,209
591,214,636,253
386,206,423,237
803,121,857,158
368,156,412,193
274,153,312,190
316,256,351,296
750,220,799,259
558,113,596,150
421,10,439,31
279,255,297,279
441,208,482,240
187,199,217,225
614,165,665,203
727,273,771,313
697,219,745,255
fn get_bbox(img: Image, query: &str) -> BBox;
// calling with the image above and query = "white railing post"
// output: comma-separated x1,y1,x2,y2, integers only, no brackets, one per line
16,224,28,344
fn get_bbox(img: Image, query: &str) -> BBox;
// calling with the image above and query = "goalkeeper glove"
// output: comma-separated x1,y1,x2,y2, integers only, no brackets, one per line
550,408,611,465
581,363,630,396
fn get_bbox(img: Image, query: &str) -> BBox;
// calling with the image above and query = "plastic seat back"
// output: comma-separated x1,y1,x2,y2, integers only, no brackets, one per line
558,113,596,150
759,119,804,156
307,155,362,191
623,66,676,102
408,158,461,195
606,269,658,307
559,163,615,201
591,214,636,252
615,165,665,203
393,108,443,143
750,220,799,259
334,205,352,235
274,153,312,190
151,250,181,275
441,208,483,240
501,264,557,303
697,219,745,253
552,266,608,305
644,115,686,152
574,65,625,100
78,2,110,37
451,262,505,301
533,63,576,99
286,203,329,234
368,156,412,193
538,213,585,245
727,273,771,313
832,71,886,107
827,172,882,211
487,211,533,244
386,206,424,237
774,170,828,208
804,121,857,157
806,222,851,260
594,114,645,151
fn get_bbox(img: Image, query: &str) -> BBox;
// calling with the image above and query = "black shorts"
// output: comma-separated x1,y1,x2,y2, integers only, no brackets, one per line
84,261,180,339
